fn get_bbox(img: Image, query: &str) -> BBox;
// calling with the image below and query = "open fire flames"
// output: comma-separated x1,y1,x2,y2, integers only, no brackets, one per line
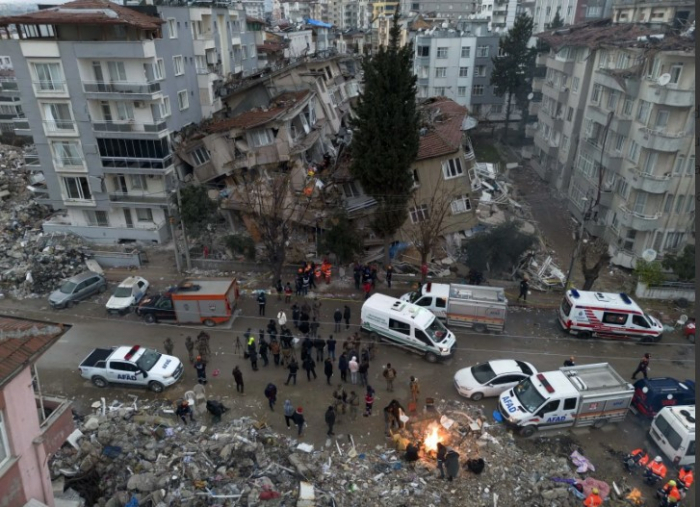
423,422,446,453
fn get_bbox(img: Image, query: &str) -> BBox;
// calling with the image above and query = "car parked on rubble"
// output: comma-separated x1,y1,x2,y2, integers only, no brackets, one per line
106,276,149,315
48,271,107,309
454,359,538,401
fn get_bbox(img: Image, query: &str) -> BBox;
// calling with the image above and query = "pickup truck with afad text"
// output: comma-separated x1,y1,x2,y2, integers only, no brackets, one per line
78,345,184,393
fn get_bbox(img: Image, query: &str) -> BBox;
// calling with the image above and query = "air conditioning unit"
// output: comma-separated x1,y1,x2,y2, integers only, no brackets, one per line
134,101,145,108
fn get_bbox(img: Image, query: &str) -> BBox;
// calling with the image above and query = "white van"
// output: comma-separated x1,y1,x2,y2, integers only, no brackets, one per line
361,293,456,362
649,406,695,467
558,289,663,342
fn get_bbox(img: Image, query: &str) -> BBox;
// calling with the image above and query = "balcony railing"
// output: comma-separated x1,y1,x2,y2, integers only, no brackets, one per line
109,192,169,205
93,120,167,134
54,157,84,168
639,126,689,139
43,119,77,133
101,155,173,171
618,204,662,231
628,168,672,194
0,77,18,91
83,81,161,94
32,80,67,94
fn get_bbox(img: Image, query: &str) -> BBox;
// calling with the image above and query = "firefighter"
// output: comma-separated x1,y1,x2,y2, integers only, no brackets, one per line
644,456,668,485
678,465,694,492
624,447,650,472
321,259,332,284
583,487,603,507
657,480,681,505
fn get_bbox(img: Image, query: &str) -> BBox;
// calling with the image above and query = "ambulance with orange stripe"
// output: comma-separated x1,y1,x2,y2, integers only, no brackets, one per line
558,289,663,342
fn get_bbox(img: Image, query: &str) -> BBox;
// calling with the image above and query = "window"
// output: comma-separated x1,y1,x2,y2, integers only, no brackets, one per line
607,90,619,110
177,90,189,110
136,208,154,222
572,76,580,93
563,398,577,411
491,104,503,114
31,62,65,92
173,55,184,76
250,128,273,147
669,63,683,84
116,102,134,121
616,51,630,69
20,24,55,38
622,97,634,116
663,194,674,213
52,141,82,167
457,86,466,97
434,87,445,96
417,46,430,57
242,46,248,60
616,178,629,199
591,84,601,103
83,210,109,227
654,109,669,129
476,46,489,58
459,66,468,77
451,195,472,214
569,181,587,210
636,100,651,123
602,312,628,325
472,84,484,96
42,103,74,132
633,192,647,214
674,195,685,214
613,133,625,152
435,67,447,78
577,153,596,179
653,412,684,451
191,146,210,165
567,107,573,122
62,176,92,200
409,204,430,223
414,329,433,346
562,135,570,153
474,65,486,77
107,61,126,82
0,410,10,467
437,47,448,58
160,96,171,118
461,46,470,58
686,196,694,213
154,58,165,80
130,174,147,190
411,170,420,188
627,141,640,163
632,315,650,328
622,229,636,250
686,156,695,176
168,18,177,38
442,157,463,179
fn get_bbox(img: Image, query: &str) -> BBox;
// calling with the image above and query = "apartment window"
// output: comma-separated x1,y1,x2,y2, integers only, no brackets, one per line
622,97,633,116
623,229,637,251
250,128,273,147
434,87,446,96
586,6,602,17
633,192,647,214
42,103,74,132
663,194,673,213
491,104,503,114
616,51,630,69
83,210,109,227
616,178,629,199
20,24,55,38
562,135,570,153
459,67,469,77
177,90,189,110
154,59,165,80
435,67,447,78
669,63,683,84
572,77,580,93
191,146,210,166
51,141,82,167
31,62,65,92
343,181,361,198
577,153,596,179
475,65,486,77
567,107,573,121
665,232,685,250
168,18,177,38
654,109,669,129
613,134,625,152
242,46,248,60
130,174,147,190
451,195,472,214
442,157,464,179
116,102,134,121
607,90,619,110
627,141,640,163
461,46,470,58
62,176,92,200
636,100,651,123
569,181,587,211
0,410,11,467
417,46,430,57
107,61,126,82
476,46,489,58
457,86,466,97
173,56,184,76
437,47,448,58
409,204,430,224
472,84,484,96
686,156,695,175
674,195,685,214
136,208,154,222
591,84,601,103
686,195,695,213
160,97,171,118
642,151,658,174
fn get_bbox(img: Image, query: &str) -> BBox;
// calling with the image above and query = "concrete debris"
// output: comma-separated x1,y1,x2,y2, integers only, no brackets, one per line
50,397,602,507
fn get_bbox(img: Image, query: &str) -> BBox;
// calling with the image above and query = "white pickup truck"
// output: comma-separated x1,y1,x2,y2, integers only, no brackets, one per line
78,345,184,393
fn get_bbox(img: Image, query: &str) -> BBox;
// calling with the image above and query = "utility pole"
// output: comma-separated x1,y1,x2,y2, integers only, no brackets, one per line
176,186,192,270
168,213,182,274
564,194,592,289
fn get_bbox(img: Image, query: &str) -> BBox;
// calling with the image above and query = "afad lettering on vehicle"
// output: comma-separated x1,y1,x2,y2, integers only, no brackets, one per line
162,358,172,369
503,396,517,413
546,415,568,423
117,374,138,381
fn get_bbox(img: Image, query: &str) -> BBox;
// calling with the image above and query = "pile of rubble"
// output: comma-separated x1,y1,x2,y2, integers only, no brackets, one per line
0,143,90,297
50,396,604,507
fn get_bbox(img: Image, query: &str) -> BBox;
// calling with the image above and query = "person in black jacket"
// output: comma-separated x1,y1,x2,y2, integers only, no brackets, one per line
326,335,337,360
303,355,317,381
325,405,336,436
343,305,351,330
258,338,269,367
292,303,300,328
333,308,343,332
436,442,447,479
324,357,333,385
285,358,299,385
314,335,325,361
292,407,305,436
264,383,277,411
338,352,349,382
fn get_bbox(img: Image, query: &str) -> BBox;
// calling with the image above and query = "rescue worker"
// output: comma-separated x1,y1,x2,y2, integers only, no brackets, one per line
645,456,668,485
583,487,603,507
409,376,421,404
624,447,650,472
657,480,681,505
176,400,194,424
678,465,694,492
321,259,332,284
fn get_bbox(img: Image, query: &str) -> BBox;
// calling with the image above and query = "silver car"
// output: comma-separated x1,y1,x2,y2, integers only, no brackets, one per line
49,271,107,309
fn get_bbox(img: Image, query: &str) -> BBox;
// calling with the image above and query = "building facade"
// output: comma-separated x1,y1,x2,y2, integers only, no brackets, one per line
0,0,258,244
534,19,695,268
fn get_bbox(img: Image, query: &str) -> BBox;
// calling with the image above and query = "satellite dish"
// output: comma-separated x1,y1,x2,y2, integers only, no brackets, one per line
642,249,658,262
527,93,534,100
657,73,671,86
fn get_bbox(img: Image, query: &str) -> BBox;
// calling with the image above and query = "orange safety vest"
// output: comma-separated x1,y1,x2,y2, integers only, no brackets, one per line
631,448,650,466
583,493,603,507
648,461,667,478
679,468,694,488
663,485,681,501
314,267,322,279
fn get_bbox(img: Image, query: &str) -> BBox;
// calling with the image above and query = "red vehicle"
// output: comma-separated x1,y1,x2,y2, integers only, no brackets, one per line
683,318,695,343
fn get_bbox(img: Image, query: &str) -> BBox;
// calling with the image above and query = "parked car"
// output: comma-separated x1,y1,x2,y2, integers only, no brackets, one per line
630,377,695,418
106,276,149,315
454,359,537,401
49,271,107,309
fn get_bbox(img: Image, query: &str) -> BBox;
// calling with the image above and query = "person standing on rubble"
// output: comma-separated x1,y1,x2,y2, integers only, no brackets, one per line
232,365,244,394
445,448,460,482
343,305,351,330
284,399,295,429
163,337,174,356
249,347,259,372
292,407,306,436
176,400,194,425
386,265,393,288
264,383,277,411
312,297,322,320
436,442,447,479
194,356,207,385
364,385,375,416
517,276,529,302
325,405,336,436
185,336,195,363
275,279,283,301
284,282,293,303
359,359,369,387
583,487,603,507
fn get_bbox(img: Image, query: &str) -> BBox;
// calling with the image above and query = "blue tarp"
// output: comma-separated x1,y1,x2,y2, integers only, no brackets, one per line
305,18,333,28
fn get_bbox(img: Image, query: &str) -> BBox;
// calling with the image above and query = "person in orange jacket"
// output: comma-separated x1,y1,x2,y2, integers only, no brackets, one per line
624,447,650,472
678,465,694,491
657,480,681,504
583,487,603,507
644,456,668,485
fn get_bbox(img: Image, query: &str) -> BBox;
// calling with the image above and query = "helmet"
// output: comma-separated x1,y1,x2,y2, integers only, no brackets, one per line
682,465,692,471
592,488,599,494
654,456,663,462
668,480,676,486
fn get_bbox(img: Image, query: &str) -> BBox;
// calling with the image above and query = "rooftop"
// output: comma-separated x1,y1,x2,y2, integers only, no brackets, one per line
0,0,164,30
0,316,70,389
416,98,468,160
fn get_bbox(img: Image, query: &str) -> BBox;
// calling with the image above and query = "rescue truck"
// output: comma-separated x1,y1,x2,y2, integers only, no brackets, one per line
558,289,663,342
498,363,634,437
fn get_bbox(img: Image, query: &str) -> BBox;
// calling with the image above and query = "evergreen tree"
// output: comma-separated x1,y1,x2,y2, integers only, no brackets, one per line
490,14,537,142
550,8,564,29
349,13,420,265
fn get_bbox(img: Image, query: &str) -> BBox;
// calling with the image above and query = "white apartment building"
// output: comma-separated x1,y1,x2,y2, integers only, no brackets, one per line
475,0,519,32
533,19,695,268
0,0,258,244
529,0,576,32
329,0,371,30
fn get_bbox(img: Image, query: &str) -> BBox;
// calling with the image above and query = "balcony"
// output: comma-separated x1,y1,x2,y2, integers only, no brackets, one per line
0,77,19,94
101,155,173,175
641,83,694,108
24,149,41,170
586,104,633,136
581,140,624,172
618,204,662,232
82,81,162,100
43,119,78,136
599,190,614,208
547,56,575,75
534,132,558,155
92,120,168,139
36,395,75,455
542,80,569,104
635,127,691,153
74,40,156,59
628,168,672,194
194,38,217,55
32,80,68,96
108,192,170,208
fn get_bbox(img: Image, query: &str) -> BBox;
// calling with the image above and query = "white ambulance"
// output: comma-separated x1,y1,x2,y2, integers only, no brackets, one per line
649,406,696,467
558,289,663,342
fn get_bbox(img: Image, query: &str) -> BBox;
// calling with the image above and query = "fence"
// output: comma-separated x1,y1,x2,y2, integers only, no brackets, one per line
635,281,695,302
88,249,145,268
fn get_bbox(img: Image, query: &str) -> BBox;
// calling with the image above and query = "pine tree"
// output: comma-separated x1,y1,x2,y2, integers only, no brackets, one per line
349,13,420,265
490,14,537,143
550,8,564,29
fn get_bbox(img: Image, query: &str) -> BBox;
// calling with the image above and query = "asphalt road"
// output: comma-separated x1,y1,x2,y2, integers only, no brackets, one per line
1,282,695,504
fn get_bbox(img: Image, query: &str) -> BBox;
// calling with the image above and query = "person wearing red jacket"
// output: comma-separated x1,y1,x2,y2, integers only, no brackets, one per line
644,456,668,484
678,465,694,491
583,487,602,507
657,480,681,506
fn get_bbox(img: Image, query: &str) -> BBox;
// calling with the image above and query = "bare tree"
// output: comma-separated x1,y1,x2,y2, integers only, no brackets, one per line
405,183,455,282
235,170,313,282
579,238,612,290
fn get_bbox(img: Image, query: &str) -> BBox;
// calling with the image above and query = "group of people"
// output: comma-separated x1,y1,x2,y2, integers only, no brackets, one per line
352,262,394,298
623,447,693,506
291,260,333,296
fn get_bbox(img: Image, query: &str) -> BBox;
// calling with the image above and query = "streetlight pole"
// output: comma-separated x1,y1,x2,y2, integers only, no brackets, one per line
564,196,591,290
